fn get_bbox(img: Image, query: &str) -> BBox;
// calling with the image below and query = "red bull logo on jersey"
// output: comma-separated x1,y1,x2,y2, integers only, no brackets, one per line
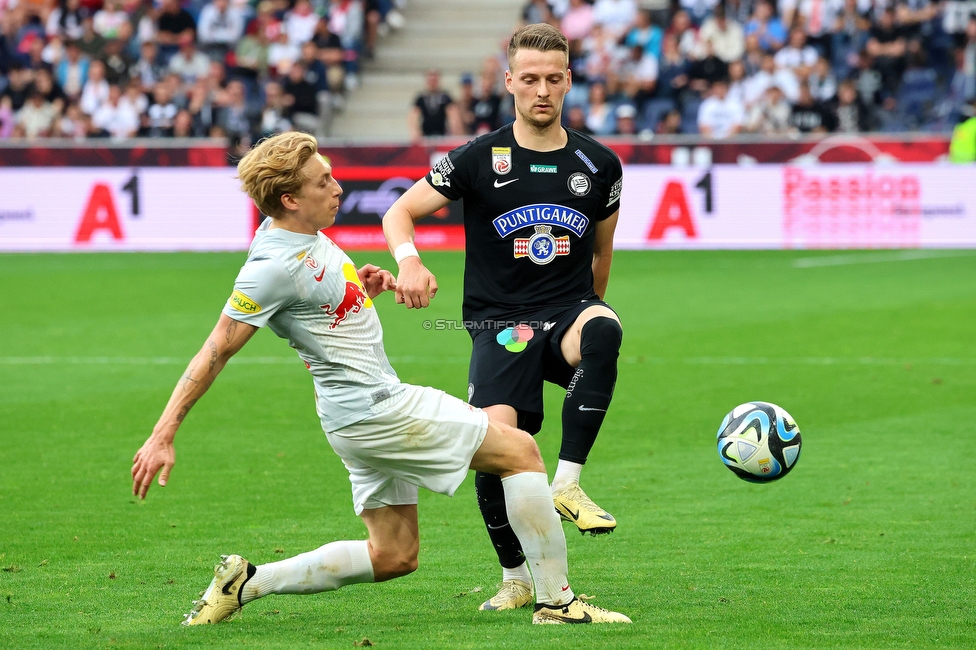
492,204,589,238
319,262,372,329
514,225,570,265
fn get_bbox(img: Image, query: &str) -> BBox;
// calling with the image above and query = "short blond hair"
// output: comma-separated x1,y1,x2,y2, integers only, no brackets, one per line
507,23,569,70
236,132,320,218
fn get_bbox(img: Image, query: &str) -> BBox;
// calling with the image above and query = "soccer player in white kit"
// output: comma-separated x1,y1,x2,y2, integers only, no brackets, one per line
130,132,630,626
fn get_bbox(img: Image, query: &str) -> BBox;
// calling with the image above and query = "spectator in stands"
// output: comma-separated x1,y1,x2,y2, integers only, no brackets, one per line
744,0,786,53
102,38,132,85
92,83,139,138
796,0,835,56
561,0,595,43
688,42,729,94
789,81,835,132
93,0,129,40
522,0,555,26
593,0,638,39
742,33,765,74
156,0,196,62
565,104,593,134
268,29,301,76
745,84,791,133
55,41,88,100
697,78,744,137
33,68,67,113
667,10,699,59
120,77,148,116
775,27,819,79
624,9,663,59
657,108,683,133
613,102,639,135
46,0,87,41
327,0,365,89
584,79,616,135
258,79,292,137
656,33,691,104
234,22,271,82
831,0,870,77
745,52,799,107
727,58,748,106
456,72,477,135
298,41,330,97
145,80,179,136
696,5,746,63
169,33,211,84
50,100,85,138
866,6,907,97
617,44,659,109
197,0,245,62
76,15,108,59
17,89,58,138
312,18,347,97
172,108,194,137
807,55,836,102
680,0,720,27
215,78,254,141
469,69,504,135
79,58,110,116
130,40,164,91
410,68,455,141
580,23,619,81
285,0,320,47
283,59,329,137
831,78,873,132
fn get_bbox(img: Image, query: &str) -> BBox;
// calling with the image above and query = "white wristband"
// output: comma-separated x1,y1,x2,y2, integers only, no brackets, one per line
394,242,420,266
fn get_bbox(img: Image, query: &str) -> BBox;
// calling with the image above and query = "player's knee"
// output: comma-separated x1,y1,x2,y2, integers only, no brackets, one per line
511,428,545,473
581,316,623,360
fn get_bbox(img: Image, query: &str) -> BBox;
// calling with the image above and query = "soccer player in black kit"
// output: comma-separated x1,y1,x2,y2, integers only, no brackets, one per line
383,23,624,612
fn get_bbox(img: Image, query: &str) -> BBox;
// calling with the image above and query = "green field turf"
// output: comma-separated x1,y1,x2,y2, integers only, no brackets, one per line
2,249,975,649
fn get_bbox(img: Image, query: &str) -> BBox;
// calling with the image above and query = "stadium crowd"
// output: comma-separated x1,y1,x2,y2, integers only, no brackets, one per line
0,0,406,140
417,0,976,138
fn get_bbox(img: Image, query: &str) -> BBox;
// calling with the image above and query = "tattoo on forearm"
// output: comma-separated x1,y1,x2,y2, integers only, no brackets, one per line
175,399,198,423
207,339,218,373
224,319,238,344
178,372,200,392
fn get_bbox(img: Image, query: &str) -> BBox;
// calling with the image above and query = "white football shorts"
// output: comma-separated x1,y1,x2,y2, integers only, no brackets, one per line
325,384,490,515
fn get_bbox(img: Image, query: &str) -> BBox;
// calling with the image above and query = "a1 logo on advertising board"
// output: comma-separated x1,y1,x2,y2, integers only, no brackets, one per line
645,171,713,242
73,173,140,243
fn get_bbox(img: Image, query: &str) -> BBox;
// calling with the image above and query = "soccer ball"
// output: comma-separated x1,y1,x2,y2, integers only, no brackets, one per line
716,402,802,483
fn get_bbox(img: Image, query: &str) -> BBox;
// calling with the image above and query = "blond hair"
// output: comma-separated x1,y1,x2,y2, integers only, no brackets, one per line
507,23,569,70
236,132,320,218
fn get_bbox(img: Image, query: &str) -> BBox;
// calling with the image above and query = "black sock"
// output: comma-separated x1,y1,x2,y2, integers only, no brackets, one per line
559,317,622,463
475,471,525,569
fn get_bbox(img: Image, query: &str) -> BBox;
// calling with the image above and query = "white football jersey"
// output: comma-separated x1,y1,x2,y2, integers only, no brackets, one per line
223,218,404,431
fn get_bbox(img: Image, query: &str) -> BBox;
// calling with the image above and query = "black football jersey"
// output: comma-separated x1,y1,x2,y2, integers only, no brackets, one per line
425,123,622,328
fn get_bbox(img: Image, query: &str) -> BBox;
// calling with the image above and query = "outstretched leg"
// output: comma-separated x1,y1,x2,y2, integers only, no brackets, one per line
552,308,622,535
182,505,417,625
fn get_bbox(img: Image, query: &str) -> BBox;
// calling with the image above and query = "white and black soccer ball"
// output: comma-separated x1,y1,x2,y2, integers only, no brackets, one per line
716,402,802,483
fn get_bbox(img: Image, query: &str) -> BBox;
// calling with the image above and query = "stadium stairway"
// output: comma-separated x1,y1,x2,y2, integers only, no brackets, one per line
327,0,523,142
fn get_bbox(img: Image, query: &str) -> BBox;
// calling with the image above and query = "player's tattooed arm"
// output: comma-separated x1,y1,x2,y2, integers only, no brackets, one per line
592,210,619,300
131,314,257,499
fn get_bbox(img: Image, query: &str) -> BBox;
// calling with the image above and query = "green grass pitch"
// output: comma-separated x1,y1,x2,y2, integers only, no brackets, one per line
2,249,974,649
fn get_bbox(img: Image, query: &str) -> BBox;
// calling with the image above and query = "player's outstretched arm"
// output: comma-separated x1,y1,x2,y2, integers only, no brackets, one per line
131,314,258,500
382,180,450,309
592,209,619,300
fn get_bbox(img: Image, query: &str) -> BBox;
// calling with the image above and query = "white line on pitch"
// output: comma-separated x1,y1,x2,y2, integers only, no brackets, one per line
792,250,976,268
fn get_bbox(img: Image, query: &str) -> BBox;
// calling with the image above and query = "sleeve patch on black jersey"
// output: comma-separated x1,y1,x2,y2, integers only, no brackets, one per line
575,149,599,174
608,178,623,207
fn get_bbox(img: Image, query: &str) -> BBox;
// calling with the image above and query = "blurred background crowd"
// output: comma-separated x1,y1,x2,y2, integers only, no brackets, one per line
0,0,406,141
416,0,976,139
1,0,975,141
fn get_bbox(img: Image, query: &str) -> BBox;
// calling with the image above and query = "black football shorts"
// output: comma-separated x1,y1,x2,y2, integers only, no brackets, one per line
466,300,615,434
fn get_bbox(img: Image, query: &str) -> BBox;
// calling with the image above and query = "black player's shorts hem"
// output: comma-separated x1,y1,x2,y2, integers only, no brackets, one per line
466,300,615,434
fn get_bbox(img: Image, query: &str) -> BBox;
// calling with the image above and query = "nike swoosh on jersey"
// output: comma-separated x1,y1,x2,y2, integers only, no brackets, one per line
314,268,325,282
578,405,606,412
493,178,519,188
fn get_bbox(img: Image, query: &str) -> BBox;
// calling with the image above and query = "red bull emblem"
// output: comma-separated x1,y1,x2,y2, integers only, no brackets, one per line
320,280,367,329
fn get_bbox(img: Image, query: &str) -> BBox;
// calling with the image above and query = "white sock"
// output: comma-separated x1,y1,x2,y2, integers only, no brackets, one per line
501,472,574,606
240,540,374,605
502,563,531,584
551,459,583,493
